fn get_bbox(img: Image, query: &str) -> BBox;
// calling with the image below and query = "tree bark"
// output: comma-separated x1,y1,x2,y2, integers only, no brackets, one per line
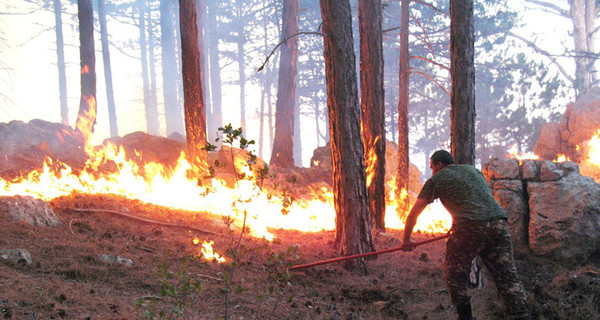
75,0,97,142
97,0,118,138
450,0,476,165
320,0,374,274
179,0,208,170
359,0,386,231
396,0,410,219
570,0,596,96
270,0,299,168
237,36,247,130
139,0,159,136
206,1,223,145
53,0,69,127
161,0,185,136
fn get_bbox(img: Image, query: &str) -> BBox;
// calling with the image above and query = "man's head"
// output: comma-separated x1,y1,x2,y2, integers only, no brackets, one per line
430,150,454,174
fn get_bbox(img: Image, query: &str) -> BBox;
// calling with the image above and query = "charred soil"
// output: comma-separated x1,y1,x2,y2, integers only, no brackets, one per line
1,194,599,320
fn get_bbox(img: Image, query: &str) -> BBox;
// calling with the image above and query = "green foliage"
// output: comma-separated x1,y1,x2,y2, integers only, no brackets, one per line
135,262,204,320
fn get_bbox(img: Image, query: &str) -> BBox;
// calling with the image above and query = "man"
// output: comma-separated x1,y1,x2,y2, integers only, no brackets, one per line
401,150,530,320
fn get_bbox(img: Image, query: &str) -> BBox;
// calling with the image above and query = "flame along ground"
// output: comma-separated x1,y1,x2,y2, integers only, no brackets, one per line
508,128,600,183
0,139,453,261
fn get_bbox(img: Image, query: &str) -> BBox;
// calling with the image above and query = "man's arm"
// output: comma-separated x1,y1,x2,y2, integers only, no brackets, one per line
401,198,429,249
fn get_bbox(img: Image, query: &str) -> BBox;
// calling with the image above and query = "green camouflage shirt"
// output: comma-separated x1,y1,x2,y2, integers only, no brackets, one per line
417,164,506,225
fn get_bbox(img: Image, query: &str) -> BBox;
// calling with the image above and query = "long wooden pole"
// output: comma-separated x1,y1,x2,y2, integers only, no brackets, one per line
289,233,450,271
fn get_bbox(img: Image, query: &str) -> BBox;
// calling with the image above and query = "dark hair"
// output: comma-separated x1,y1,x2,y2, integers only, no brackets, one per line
431,150,455,166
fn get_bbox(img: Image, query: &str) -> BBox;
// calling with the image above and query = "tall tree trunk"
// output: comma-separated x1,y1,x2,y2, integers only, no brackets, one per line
196,0,210,139
148,6,159,135
571,0,596,96
75,0,97,142
320,0,374,274
206,1,222,144
179,0,208,170
237,36,247,129
293,84,302,166
161,0,184,136
359,0,386,232
139,0,159,135
270,0,299,168
97,0,118,138
450,0,476,165
396,0,410,218
53,0,69,126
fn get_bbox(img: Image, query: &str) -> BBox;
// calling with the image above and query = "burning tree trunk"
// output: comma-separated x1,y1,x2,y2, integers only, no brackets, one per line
75,0,97,142
450,0,476,165
270,0,299,168
396,0,411,219
320,0,374,274
359,0,386,231
53,0,68,127
161,0,184,136
179,0,208,170
97,0,118,138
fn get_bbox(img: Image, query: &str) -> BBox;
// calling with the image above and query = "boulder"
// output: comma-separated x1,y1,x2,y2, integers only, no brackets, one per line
534,87,600,162
527,170,600,263
485,158,600,265
0,120,87,179
482,158,521,181
0,195,60,227
490,180,528,254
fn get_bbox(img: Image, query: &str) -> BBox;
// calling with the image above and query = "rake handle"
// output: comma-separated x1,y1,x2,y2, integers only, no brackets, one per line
288,233,450,271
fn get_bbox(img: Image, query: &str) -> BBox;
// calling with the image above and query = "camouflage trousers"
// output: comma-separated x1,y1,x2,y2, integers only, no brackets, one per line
445,218,530,319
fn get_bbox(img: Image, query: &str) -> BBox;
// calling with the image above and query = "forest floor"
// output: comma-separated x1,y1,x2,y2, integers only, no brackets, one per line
1,193,600,320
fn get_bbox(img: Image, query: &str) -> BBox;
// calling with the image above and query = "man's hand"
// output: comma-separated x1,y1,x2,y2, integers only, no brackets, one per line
400,240,415,252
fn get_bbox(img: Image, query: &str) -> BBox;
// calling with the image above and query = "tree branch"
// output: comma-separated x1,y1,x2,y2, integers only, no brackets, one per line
411,55,450,72
72,208,224,236
410,69,450,96
508,31,574,84
524,0,569,17
257,32,327,72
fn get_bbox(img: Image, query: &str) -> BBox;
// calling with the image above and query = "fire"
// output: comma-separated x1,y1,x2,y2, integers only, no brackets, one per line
587,129,600,167
507,145,539,163
0,137,452,240
553,154,571,163
193,238,226,263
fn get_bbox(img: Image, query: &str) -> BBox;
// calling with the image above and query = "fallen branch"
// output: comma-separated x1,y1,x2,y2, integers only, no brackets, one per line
72,208,223,236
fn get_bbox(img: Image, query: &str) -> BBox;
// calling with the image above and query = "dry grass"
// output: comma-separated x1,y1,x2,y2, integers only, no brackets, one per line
0,193,599,320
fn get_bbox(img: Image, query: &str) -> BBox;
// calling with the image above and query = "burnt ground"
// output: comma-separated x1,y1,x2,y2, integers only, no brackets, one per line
1,194,599,320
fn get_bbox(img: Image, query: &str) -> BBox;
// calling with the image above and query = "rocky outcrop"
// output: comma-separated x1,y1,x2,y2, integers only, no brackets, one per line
0,120,87,179
483,158,600,264
0,195,60,227
534,87,600,162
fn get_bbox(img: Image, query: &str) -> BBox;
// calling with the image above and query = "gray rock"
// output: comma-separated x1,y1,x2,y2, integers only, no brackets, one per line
482,158,521,181
528,171,600,264
0,196,60,227
538,161,579,181
0,249,33,265
99,254,134,267
491,185,529,254
521,160,540,181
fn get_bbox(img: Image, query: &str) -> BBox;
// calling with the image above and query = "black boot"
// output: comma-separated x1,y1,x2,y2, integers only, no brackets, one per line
456,303,473,320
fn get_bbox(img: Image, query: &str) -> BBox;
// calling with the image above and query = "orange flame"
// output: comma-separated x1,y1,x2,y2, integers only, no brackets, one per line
0,137,454,239
193,238,225,263
553,154,571,163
